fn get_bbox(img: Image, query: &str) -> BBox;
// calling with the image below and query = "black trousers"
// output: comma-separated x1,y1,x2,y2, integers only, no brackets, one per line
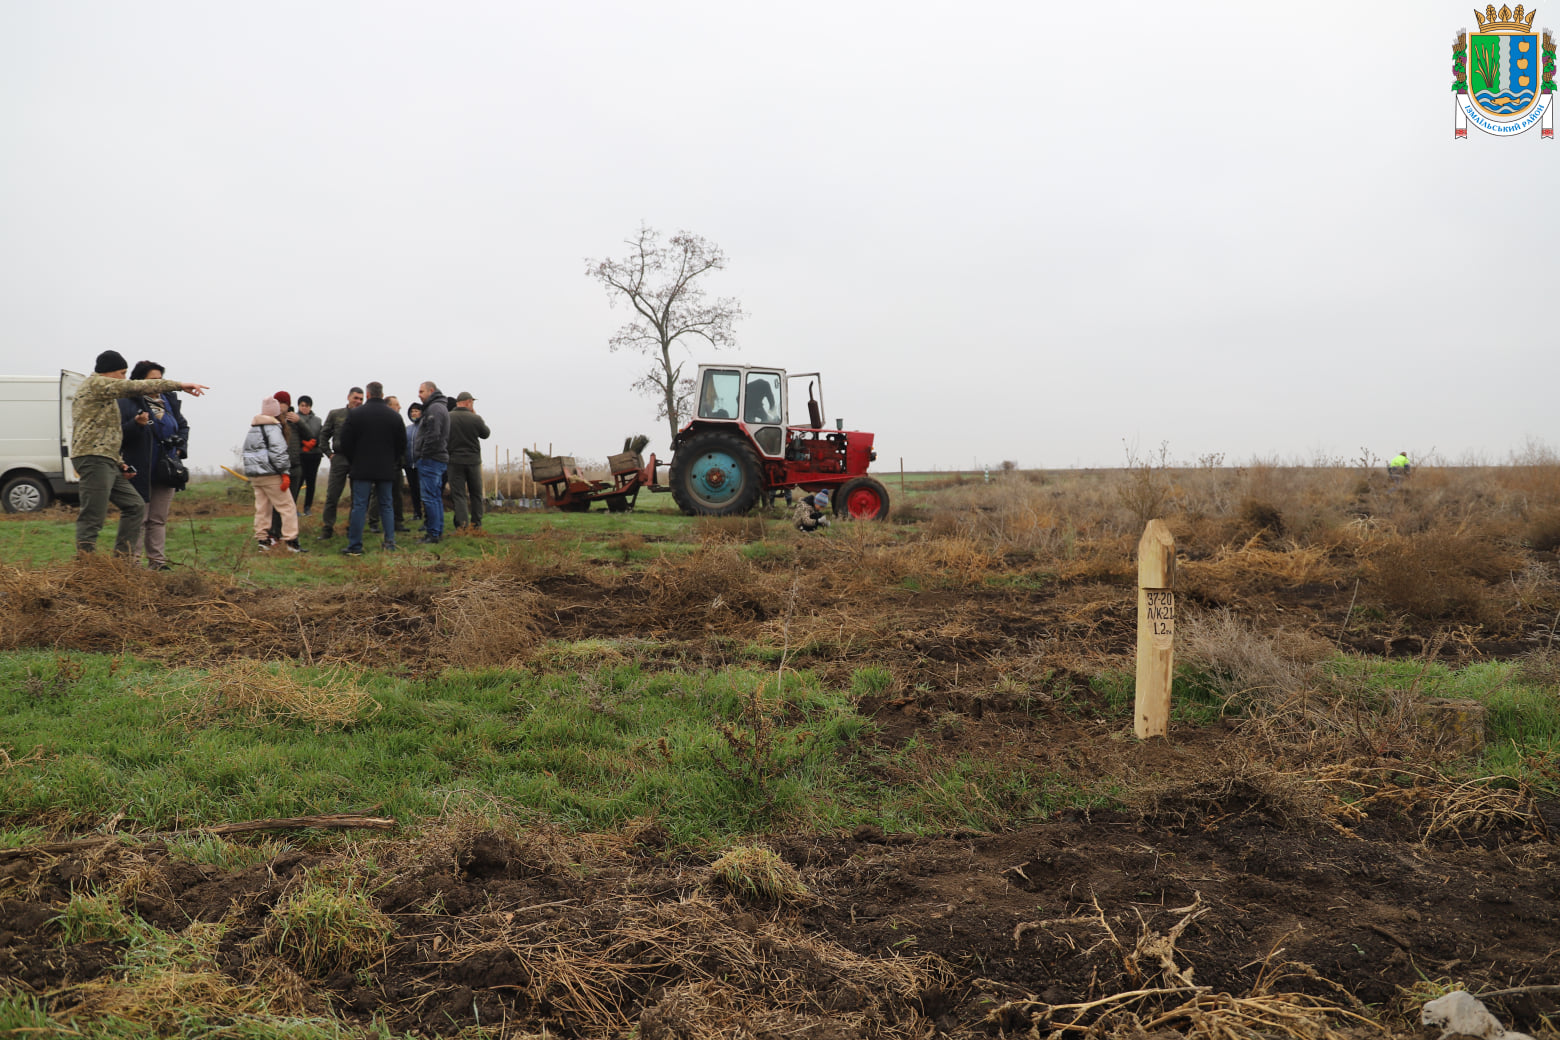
299,453,322,511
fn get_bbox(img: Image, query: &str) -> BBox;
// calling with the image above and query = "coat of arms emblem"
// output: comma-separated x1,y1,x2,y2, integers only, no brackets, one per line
1454,5,1556,138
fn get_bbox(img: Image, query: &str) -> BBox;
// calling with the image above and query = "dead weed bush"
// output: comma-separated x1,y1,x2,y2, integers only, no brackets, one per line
1367,530,1518,622
1179,609,1327,706
434,575,544,667
641,546,793,628
154,660,380,731
1180,539,1344,604
0,556,166,651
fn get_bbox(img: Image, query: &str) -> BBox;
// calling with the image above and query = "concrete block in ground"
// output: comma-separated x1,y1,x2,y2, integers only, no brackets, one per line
1418,698,1487,757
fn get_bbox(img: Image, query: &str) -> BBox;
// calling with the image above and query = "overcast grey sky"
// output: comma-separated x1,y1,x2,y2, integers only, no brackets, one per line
0,1,1551,473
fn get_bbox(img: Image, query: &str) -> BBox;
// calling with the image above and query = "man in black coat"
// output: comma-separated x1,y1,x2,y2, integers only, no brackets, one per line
337,381,407,556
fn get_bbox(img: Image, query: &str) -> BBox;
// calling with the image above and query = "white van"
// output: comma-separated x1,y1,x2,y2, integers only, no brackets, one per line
0,370,84,512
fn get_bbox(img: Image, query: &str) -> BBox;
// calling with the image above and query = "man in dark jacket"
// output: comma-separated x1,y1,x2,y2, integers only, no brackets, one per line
447,391,491,531
337,382,406,556
316,386,364,539
414,381,450,544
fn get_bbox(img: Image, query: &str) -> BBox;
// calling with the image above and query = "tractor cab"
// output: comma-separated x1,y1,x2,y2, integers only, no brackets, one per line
694,365,825,458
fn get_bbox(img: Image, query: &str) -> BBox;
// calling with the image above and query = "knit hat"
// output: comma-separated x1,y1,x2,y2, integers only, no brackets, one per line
814,490,830,509
273,390,291,407
260,397,282,417
95,350,129,374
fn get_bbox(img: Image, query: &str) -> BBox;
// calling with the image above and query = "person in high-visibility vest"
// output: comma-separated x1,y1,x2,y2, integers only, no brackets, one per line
1388,452,1410,481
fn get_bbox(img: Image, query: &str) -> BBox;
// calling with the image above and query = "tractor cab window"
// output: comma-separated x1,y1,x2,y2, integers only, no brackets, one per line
743,372,782,425
697,370,740,420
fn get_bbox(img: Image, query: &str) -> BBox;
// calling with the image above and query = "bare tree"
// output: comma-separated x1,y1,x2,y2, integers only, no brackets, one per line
587,225,743,442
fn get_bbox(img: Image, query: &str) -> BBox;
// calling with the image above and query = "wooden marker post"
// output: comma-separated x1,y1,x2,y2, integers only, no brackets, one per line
1134,519,1176,739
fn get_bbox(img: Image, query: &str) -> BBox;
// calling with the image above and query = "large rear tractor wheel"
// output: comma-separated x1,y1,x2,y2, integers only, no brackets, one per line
834,476,891,521
669,432,764,516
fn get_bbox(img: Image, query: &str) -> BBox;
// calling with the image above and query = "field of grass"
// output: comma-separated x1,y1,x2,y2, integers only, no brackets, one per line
2,459,1559,1038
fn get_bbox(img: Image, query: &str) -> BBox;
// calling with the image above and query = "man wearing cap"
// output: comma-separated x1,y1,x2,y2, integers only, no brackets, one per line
70,350,209,555
447,391,491,532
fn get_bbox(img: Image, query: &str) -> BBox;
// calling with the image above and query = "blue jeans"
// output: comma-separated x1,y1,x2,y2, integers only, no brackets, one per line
348,478,396,551
419,461,447,538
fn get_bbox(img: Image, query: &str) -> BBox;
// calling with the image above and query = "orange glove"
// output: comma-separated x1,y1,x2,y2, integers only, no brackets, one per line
280,475,291,492
302,439,316,452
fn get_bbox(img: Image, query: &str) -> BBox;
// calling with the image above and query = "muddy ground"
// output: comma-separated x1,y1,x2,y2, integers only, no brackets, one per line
1,748,1557,1036
3,519,1560,1035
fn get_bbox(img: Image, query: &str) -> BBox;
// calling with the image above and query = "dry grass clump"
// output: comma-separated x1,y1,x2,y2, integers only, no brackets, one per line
709,844,810,905
1180,539,1344,606
1522,507,1560,552
434,890,951,1038
433,575,545,667
1421,775,1550,843
54,964,271,1031
695,514,768,543
1367,529,1518,622
641,545,793,627
1178,609,1326,705
0,556,166,651
262,873,396,977
1128,766,1332,830
154,660,380,731
382,814,626,881
924,478,1100,556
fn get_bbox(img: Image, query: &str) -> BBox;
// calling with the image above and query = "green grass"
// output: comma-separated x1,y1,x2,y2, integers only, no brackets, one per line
0,477,703,582
1320,657,1560,788
0,651,1073,844
6,893,423,1039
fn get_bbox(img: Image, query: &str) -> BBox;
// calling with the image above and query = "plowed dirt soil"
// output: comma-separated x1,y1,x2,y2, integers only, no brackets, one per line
3,505,1559,1036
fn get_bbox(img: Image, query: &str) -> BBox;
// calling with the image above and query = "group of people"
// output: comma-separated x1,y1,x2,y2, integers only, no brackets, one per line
68,350,490,565
245,380,490,556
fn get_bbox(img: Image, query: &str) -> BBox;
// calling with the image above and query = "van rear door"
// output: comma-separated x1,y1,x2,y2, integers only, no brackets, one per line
60,369,84,483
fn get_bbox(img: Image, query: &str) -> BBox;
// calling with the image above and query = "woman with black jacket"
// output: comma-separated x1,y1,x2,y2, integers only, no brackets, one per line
116,360,189,570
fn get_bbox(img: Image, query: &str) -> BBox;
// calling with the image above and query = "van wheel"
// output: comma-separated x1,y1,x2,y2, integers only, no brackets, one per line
2,475,53,513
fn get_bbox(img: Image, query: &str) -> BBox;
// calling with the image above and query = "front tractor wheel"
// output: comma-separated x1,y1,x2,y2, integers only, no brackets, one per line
834,476,891,521
669,432,764,516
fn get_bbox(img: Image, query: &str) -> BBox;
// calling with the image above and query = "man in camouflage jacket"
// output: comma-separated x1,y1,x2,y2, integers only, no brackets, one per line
71,350,208,555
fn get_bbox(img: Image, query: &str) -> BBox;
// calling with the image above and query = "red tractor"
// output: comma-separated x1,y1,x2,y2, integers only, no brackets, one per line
663,364,890,520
